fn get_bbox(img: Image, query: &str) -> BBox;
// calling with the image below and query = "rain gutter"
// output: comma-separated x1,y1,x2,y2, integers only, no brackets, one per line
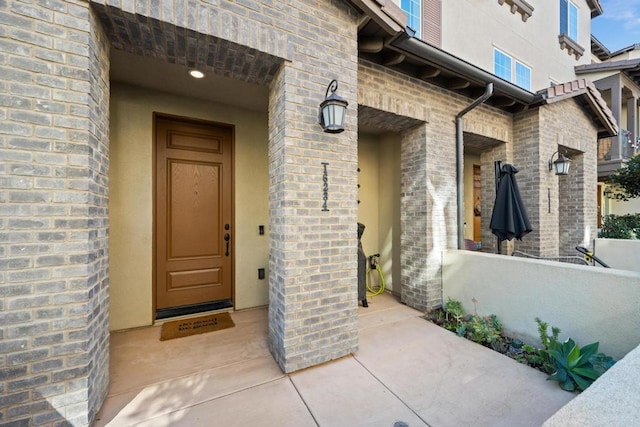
455,84,494,250
389,33,542,105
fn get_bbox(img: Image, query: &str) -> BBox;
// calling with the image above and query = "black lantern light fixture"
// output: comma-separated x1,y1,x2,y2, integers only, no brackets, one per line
319,79,348,133
549,150,572,176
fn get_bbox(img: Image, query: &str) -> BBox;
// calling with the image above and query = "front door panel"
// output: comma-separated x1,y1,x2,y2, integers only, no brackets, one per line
155,116,232,312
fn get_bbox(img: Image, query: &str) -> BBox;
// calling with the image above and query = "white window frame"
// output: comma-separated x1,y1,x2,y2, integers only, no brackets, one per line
401,0,421,38
515,61,531,91
493,48,531,91
560,0,579,41
494,49,512,82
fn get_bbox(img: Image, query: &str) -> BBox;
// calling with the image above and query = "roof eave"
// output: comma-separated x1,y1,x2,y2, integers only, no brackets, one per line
588,0,604,18
345,0,405,33
544,88,618,137
389,33,542,106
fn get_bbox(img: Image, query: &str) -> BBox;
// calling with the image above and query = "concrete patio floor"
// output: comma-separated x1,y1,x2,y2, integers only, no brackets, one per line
94,293,574,426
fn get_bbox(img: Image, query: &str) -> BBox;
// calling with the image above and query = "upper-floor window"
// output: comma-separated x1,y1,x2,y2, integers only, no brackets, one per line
515,62,531,90
494,50,512,82
402,0,421,38
494,48,531,91
560,0,578,41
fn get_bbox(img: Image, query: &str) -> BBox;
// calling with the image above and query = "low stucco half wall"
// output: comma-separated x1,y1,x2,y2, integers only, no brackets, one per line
594,238,640,272
442,250,640,360
544,343,640,426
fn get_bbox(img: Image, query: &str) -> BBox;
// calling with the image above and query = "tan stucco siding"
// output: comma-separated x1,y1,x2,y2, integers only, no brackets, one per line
357,132,401,293
109,83,269,331
442,0,592,91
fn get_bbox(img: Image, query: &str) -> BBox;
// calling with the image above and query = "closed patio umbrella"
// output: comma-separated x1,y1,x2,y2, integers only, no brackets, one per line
489,163,532,253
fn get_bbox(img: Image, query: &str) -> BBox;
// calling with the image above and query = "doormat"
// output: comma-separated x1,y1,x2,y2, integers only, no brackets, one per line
160,312,235,341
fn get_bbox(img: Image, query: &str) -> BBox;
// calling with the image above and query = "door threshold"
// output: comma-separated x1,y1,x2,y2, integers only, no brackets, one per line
155,299,233,322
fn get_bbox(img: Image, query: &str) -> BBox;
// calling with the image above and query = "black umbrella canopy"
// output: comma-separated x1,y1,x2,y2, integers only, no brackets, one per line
489,163,532,244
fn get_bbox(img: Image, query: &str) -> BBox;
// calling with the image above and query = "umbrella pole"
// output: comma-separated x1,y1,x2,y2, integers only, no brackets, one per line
494,161,502,254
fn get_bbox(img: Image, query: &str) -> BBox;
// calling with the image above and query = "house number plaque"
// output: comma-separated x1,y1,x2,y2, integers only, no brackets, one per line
322,162,329,211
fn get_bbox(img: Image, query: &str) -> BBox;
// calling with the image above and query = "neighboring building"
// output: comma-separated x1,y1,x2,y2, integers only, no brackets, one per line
576,36,640,223
0,0,616,425
441,0,600,92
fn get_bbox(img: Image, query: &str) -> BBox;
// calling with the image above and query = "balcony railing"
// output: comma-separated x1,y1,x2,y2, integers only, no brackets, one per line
598,129,640,162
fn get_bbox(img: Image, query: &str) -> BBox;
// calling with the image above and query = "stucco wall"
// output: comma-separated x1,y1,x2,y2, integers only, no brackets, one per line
442,0,592,91
608,197,640,216
594,238,640,272
357,132,401,293
544,343,640,426
109,83,269,331
443,250,640,360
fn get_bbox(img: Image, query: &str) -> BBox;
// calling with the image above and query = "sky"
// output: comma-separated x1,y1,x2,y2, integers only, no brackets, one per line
592,0,640,52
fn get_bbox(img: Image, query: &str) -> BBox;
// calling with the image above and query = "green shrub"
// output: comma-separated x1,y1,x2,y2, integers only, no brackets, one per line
598,213,640,239
535,319,616,392
546,339,602,392
443,299,503,347
536,317,561,374
444,298,464,325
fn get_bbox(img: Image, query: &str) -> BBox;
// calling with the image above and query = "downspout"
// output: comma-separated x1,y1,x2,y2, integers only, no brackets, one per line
455,83,493,250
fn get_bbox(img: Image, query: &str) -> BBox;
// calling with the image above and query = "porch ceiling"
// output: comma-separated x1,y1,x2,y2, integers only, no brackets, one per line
94,3,280,111
358,105,423,133
110,50,269,112
463,133,504,155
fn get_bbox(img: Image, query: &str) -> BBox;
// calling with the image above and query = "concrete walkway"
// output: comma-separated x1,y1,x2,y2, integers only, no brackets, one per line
94,294,573,426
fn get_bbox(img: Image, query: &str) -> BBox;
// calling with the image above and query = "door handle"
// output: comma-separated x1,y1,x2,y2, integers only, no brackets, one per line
224,233,230,256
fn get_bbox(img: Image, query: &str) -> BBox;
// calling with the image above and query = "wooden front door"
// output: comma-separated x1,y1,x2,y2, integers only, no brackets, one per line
155,115,233,318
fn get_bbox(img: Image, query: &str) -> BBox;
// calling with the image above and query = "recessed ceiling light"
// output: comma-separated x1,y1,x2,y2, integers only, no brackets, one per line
189,70,204,79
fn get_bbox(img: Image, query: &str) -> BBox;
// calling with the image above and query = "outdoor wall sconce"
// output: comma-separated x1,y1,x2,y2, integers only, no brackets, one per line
548,150,571,175
319,79,348,133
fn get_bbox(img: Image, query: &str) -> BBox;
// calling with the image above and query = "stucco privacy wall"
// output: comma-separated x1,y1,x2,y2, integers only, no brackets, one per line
0,1,110,425
109,83,269,331
594,238,640,272
544,343,640,426
443,250,640,360
358,59,512,310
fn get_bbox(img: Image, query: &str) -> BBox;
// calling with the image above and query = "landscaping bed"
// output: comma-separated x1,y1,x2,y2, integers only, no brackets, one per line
424,298,616,392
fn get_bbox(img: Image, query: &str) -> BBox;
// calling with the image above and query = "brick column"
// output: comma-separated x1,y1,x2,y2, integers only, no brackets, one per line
512,108,557,257
267,67,359,371
400,125,430,310
0,2,110,426
400,122,456,311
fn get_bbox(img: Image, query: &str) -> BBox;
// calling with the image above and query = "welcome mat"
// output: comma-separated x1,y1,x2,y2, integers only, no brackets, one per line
160,312,235,341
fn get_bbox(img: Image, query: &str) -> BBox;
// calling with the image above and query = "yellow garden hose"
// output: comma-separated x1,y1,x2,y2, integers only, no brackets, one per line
366,254,386,297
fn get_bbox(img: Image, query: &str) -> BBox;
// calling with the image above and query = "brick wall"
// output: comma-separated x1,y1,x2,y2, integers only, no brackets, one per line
542,101,598,256
512,108,545,256
358,59,513,310
91,0,361,374
264,4,360,371
400,124,431,310
512,99,598,258
0,1,110,425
